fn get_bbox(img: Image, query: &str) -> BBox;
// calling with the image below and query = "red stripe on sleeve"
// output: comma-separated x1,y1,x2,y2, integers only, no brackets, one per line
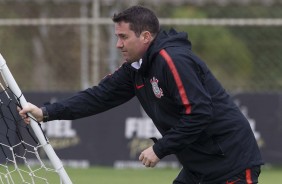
246,169,252,184
159,49,191,114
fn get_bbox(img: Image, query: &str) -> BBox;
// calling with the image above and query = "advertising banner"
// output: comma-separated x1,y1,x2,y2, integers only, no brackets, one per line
22,92,282,168
233,93,282,165
25,92,179,168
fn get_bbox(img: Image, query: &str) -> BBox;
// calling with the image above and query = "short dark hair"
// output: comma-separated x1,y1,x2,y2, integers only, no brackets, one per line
112,5,160,37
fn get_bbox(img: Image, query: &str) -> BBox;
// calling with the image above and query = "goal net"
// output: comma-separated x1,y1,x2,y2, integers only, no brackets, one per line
0,54,72,184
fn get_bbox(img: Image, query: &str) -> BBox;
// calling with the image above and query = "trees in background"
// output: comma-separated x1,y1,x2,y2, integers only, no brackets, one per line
0,1,281,92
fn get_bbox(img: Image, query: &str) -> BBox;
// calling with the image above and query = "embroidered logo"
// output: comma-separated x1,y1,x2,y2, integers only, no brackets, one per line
136,84,144,90
150,77,163,98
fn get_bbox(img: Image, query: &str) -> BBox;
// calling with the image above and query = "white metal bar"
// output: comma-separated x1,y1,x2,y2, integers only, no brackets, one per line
0,18,282,26
80,1,90,89
91,0,100,85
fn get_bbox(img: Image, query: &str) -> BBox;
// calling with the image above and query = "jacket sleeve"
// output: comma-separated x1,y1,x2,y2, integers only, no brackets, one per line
153,48,214,159
45,63,135,120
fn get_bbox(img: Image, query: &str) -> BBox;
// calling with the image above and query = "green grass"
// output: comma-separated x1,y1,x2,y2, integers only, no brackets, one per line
68,167,179,184
67,165,282,184
259,166,282,183
2,165,282,183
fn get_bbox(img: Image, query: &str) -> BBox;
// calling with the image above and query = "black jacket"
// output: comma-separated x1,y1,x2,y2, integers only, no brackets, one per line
45,29,263,183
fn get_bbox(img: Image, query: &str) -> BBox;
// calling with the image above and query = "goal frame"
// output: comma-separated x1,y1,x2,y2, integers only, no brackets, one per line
0,53,72,184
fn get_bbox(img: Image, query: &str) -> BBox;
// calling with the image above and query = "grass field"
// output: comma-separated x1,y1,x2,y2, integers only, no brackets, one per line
4,165,282,183
66,165,281,184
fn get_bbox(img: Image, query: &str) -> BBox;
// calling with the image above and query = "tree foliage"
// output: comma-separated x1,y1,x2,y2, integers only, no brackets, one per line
169,6,254,91
0,2,281,92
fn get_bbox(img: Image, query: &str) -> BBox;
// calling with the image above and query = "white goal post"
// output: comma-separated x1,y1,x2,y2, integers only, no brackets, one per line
0,18,282,26
0,53,72,184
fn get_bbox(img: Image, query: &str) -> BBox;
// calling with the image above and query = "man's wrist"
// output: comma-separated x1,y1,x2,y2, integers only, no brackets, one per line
40,106,49,122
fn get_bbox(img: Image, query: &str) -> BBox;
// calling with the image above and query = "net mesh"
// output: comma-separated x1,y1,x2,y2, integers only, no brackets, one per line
0,81,58,184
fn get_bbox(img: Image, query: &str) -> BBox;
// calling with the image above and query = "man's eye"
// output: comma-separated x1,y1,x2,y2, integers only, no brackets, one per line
120,35,127,39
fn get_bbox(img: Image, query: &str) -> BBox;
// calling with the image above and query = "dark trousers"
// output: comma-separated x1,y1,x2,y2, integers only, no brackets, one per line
173,166,261,184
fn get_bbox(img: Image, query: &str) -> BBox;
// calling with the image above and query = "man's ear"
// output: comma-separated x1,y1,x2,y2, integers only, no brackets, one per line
141,31,152,44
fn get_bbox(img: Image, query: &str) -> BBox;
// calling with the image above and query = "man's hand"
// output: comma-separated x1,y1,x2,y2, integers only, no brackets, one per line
17,102,43,124
139,146,160,168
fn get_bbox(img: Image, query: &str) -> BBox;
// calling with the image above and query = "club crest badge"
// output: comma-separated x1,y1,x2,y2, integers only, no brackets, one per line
150,77,163,98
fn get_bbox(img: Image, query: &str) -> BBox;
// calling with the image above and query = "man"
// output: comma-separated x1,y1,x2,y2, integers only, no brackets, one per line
19,5,263,184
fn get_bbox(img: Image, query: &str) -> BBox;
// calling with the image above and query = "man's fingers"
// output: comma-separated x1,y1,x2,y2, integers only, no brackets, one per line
24,117,31,124
144,160,156,168
139,153,148,166
139,147,160,168
19,109,29,115
17,106,21,111
21,114,31,124
17,106,31,124
17,103,35,124
145,161,150,167
139,153,156,168
139,153,144,161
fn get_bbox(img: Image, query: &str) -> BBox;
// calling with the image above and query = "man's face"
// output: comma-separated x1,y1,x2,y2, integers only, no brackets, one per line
115,21,150,63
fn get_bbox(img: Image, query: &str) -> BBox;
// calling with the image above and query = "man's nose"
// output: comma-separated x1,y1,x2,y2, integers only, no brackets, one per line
116,39,123,48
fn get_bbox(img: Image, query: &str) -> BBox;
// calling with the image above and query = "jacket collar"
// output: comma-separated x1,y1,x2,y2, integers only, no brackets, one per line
131,59,143,70
129,28,190,75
